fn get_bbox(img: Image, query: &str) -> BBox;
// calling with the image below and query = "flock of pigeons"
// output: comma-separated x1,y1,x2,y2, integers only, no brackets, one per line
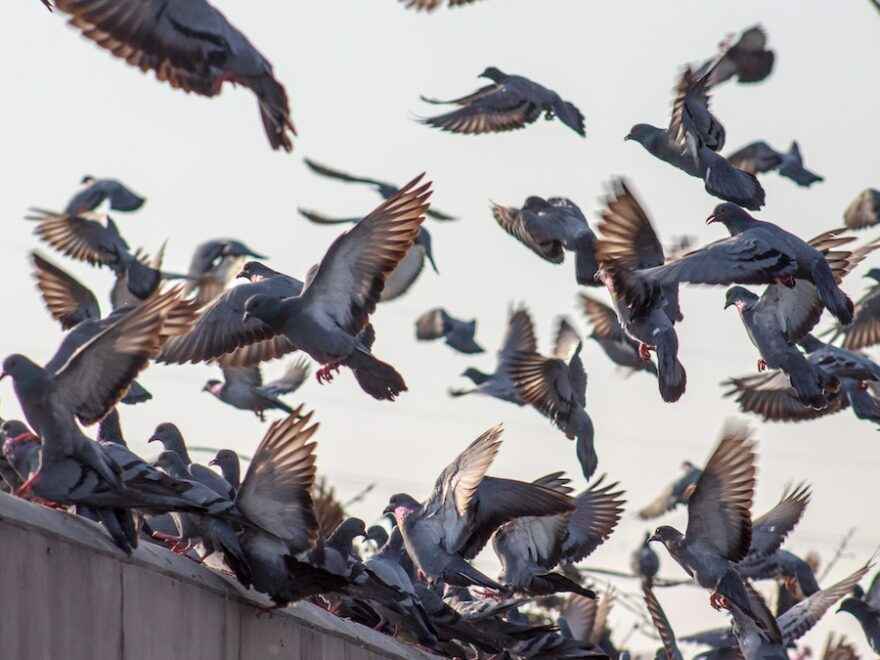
4,1,880,659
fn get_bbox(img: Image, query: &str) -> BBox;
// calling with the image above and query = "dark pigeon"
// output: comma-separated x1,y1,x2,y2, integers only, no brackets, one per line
420,67,585,137
208,449,241,492
147,422,234,500
65,176,145,215
825,267,880,350
631,532,661,587
844,189,880,230
577,293,657,378
53,0,296,151
182,239,268,308
559,590,617,655
415,308,484,354
727,141,823,187
637,460,702,519
838,565,880,653
737,484,811,579
697,25,775,86
203,358,310,421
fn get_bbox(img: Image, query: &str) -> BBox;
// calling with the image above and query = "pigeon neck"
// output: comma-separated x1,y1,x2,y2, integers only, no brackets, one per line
221,459,240,490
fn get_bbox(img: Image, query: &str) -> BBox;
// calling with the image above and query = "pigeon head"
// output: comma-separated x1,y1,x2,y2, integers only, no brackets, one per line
366,524,389,548
148,422,186,455
0,354,49,391
416,227,439,274
864,267,880,283
706,203,755,234
724,286,760,312
461,367,491,385
523,195,550,212
624,123,661,145
383,493,421,523
80,175,96,184
153,449,189,479
223,240,267,260
837,597,869,618
479,66,506,82
202,379,223,396
648,525,683,547
236,260,277,282
331,517,368,545
242,294,285,326
209,449,240,487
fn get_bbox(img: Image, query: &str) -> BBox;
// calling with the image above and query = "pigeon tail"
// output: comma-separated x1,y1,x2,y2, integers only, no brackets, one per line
655,328,686,402
702,149,766,210
344,349,407,401
125,257,162,300
781,353,828,410
251,76,295,152
812,259,854,325
91,507,137,554
531,571,596,599
445,556,508,592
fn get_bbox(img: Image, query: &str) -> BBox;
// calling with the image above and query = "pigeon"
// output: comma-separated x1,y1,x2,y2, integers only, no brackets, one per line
302,158,457,221
560,591,617,655
147,422,234,500
365,525,389,550
398,0,482,11
384,424,575,591
648,421,781,639
642,584,684,660
696,25,775,86
64,176,145,215
594,180,686,402
507,320,597,480
492,473,624,598
0,420,41,489
26,209,162,299
727,141,824,188
415,308,484,354
492,196,600,286
637,460,702,519
52,0,296,151
420,67,585,136
182,239,268,308
726,584,788,660
825,267,880,350
202,358,310,421
737,484,811,579
450,304,537,404
838,566,880,653
208,449,241,492
625,49,766,210
576,293,657,378
632,532,661,587
241,177,432,401
844,188,880,230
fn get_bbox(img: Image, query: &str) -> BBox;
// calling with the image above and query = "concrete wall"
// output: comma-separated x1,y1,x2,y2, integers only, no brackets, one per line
0,493,438,660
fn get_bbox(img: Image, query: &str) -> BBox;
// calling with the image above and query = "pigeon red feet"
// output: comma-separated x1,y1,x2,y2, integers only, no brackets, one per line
638,343,654,361
709,591,729,610
757,358,768,372
315,362,342,385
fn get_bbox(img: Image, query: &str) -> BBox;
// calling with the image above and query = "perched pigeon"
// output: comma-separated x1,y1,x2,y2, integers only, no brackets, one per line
843,188,880,230
303,158,457,220
727,141,824,187
384,424,575,591
242,177,432,401
52,0,296,151
420,67,585,136
209,449,241,492
577,293,657,378
625,49,765,210
182,239,268,308
838,565,880,653
643,584,684,660
450,304,537,404
147,422,234,500
492,196,599,286
697,25,775,86
65,176,145,215
648,421,781,639
508,320,597,479
202,358,310,421
492,473,624,598
631,532,661,587
825,267,880,350
26,209,162,299
415,308,484,354
637,460,701,519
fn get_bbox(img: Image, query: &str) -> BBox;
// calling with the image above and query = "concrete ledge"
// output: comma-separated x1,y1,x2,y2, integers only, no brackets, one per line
0,492,439,660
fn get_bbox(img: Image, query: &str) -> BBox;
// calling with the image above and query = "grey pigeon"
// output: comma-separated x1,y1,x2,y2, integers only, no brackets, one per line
697,25,775,86
632,532,661,587
147,422,234,499
648,421,781,639
844,188,880,230
492,196,599,286
415,308,484,354
625,49,765,210
450,304,537,404
507,321,597,480
65,176,145,215
577,292,657,378
303,158,457,220
27,208,162,299
726,585,788,660
737,484,811,579
384,424,575,591
594,180,686,402
52,0,296,151
727,140,824,188
825,267,880,350
838,566,880,653
420,67,585,137
559,591,617,655
492,473,624,598
182,239,268,308
365,524,389,550
209,449,241,491
242,177,432,401
643,584,684,660
637,460,702,519
203,358,310,421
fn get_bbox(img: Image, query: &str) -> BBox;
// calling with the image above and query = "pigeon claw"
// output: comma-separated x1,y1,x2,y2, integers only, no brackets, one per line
709,591,729,611
315,362,342,385
757,358,768,372
638,342,654,361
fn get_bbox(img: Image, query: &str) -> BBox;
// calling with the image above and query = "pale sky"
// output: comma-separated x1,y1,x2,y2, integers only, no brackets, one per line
3,0,880,655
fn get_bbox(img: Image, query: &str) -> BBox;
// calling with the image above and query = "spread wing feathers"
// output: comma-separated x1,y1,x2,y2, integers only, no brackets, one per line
303,175,432,335
643,585,680,658
494,509,571,573
262,357,311,396
778,561,872,643
507,351,576,423
420,83,500,106
55,286,185,425
499,305,538,362
553,317,582,360
236,409,319,550
597,178,665,268
221,365,262,388
577,293,623,340
562,475,626,563
302,158,390,189
727,141,782,174
421,86,533,134
842,293,880,350
31,251,101,329
669,43,729,152
415,308,450,340
722,371,847,423
561,594,598,643
749,483,811,557
441,424,504,518
27,208,119,266
491,202,564,263
685,420,756,561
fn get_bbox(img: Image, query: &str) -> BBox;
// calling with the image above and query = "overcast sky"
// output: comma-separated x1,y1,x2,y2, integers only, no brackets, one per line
3,0,880,655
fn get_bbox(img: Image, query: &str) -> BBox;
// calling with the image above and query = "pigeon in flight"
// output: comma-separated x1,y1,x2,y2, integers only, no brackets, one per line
242,176,432,401
51,0,296,151
450,304,537,405
415,308,484,354
420,67,585,136
64,176,145,215
844,188,880,230
726,141,824,187
577,293,657,378
838,565,880,653
202,358,310,421
492,196,599,286
182,239,268,309
637,460,702,519
824,267,880,350
696,25,775,86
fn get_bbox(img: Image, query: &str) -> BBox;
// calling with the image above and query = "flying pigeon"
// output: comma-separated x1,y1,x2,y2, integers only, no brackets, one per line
637,460,702,519
696,25,775,86
182,239,268,308
577,293,657,377
450,304,537,404
242,176,432,401
843,188,880,230
420,67,585,137
384,424,575,591
491,196,599,286
642,584,684,660
415,308,484,354
737,484,811,579
51,0,296,151
202,358,310,420
64,176,145,215
837,565,880,653
631,532,661,587
727,141,824,187
824,267,880,350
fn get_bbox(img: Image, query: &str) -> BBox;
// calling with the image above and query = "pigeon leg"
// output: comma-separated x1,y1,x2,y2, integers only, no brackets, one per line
709,591,729,610
757,358,768,371
315,361,343,385
15,472,39,498
638,342,654,361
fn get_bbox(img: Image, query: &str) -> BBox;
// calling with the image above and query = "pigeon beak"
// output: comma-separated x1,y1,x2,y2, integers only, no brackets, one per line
201,384,211,392
705,213,717,225
623,133,632,142
724,300,733,310
426,252,439,275
146,434,159,444
236,269,249,280
208,458,218,466
647,533,659,543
